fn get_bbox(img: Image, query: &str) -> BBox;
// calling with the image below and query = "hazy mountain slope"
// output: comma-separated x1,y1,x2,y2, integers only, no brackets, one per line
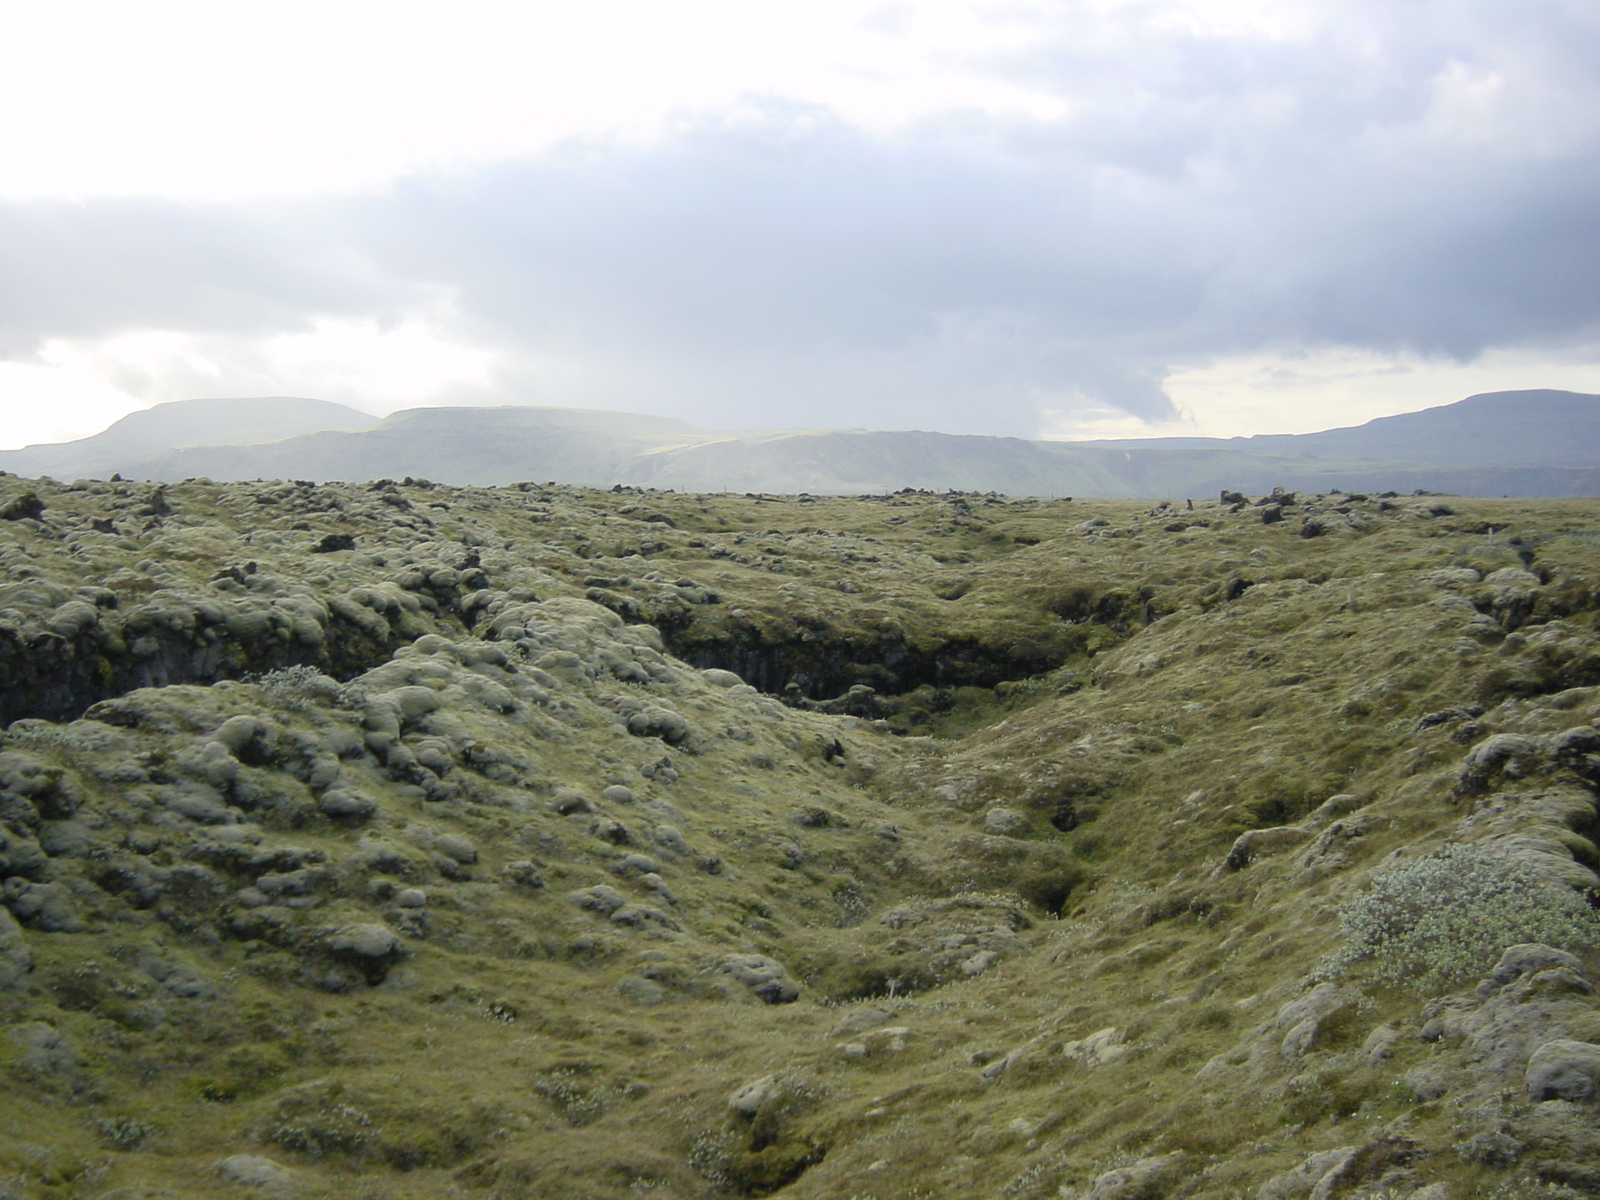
632,429,1134,496
8,389,1596,497
0,397,376,479
124,405,703,486
1081,389,1600,466
1061,443,1600,500
1264,388,1600,466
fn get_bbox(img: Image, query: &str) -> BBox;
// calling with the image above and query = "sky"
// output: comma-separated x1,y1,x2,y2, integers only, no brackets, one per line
2,0,1599,450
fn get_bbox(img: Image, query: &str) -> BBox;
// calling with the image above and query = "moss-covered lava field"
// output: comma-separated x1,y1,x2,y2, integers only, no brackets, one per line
3,473,1600,1200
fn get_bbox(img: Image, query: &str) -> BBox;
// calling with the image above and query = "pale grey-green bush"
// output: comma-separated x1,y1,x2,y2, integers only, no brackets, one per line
254,665,342,710
1319,842,1600,992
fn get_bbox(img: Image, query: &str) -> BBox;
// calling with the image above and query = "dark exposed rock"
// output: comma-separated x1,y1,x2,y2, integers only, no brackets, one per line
716,954,800,1004
0,492,45,521
1528,1039,1600,1102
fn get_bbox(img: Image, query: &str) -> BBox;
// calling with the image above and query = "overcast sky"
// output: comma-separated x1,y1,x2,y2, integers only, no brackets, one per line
2,0,1598,449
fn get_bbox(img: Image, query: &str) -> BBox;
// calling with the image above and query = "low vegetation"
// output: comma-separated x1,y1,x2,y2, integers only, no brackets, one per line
1,472,1600,1199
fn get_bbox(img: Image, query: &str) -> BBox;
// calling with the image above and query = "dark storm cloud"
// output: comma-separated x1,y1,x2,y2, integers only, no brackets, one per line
2,0,1598,434
350,106,1210,430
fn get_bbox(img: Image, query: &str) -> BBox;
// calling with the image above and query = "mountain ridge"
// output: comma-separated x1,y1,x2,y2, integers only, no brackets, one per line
3,388,1596,497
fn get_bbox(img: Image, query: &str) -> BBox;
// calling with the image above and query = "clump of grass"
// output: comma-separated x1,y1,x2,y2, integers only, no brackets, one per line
1318,843,1600,992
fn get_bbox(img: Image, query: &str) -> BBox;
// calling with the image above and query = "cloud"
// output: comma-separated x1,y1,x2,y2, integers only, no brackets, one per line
1,0,1597,437
0,197,410,356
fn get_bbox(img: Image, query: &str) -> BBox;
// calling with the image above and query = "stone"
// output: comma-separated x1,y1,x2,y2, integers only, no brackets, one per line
716,953,800,1004
639,873,675,903
702,669,745,687
329,923,402,958
214,1154,299,1193
609,903,677,930
317,790,376,820
1273,983,1345,1058
1458,733,1542,792
325,923,405,985
3,879,82,931
1258,1148,1356,1200
551,790,595,815
1225,824,1313,870
566,885,627,916
727,1074,781,1115
960,949,999,975
1083,1151,1185,1200
503,861,544,889
617,975,668,1006
0,826,47,879
1361,1023,1399,1064
1534,1161,1600,1193
157,783,233,825
1063,1027,1128,1067
433,833,478,864
213,715,264,756
0,907,32,988
0,492,45,521
1455,1127,1524,1165
626,707,691,744
386,685,442,720
1478,943,1587,998
1259,1140,1423,1200
830,1007,895,1038
1403,1063,1455,1101
6,1021,90,1094
601,784,635,804
653,825,690,856
982,807,1028,837
1527,1039,1600,1102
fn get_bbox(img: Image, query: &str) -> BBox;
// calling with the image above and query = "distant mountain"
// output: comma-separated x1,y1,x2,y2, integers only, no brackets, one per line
4,389,1596,497
630,430,1133,496
127,405,701,487
0,397,375,480
1091,389,1600,468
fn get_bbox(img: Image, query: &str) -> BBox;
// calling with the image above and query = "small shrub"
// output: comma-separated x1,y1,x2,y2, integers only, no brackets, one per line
2,720,109,752
254,665,340,710
532,1065,613,1127
90,1115,158,1149
260,1084,375,1157
1319,843,1600,991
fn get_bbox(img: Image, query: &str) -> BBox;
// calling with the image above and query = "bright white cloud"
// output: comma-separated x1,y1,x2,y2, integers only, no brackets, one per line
0,0,1069,200
1043,344,1600,440
0,318,494,449
0,358,149,448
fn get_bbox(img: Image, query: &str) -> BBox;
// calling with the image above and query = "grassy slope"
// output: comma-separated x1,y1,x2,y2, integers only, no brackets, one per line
0,476,1598,1199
